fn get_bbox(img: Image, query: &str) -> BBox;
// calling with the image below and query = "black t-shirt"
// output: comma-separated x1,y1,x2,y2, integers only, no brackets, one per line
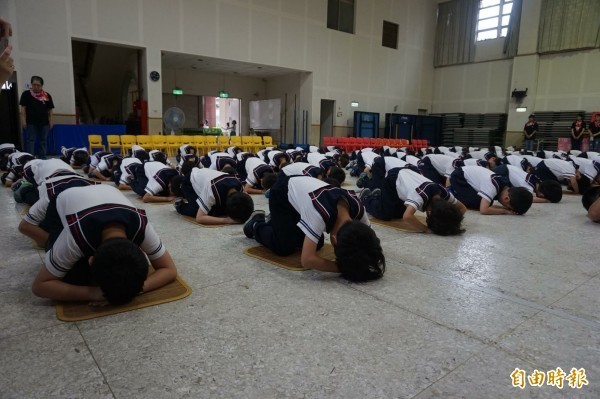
589,120,600,134
19,90,55,126
523,122,538,138
571,120,586,135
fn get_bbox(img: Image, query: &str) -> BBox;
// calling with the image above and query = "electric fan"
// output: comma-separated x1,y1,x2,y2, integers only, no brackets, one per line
163,107,186,135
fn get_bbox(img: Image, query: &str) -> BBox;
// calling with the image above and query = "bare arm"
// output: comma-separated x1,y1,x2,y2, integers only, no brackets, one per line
144,250,177,293
244,183,264,195
533,196,550,203
588,198,600,222
48,109,54,129
300,236,339,272
18,220,49,248
32,265,104,302
195,208,236,225
479,198,514,215
402,206,429,233
20,105,26,127
568,176,579,194
92,168,109,180
117,183,131,190
455,200,467,215
142,192,175,203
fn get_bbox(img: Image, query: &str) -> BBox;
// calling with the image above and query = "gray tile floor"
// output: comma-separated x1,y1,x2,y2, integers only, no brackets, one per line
0,174,598,398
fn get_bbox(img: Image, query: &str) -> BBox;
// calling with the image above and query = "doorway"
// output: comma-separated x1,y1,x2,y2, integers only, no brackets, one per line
320,99,335,143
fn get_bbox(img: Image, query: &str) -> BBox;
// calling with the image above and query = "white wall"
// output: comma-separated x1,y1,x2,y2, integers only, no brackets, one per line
8,0,438,135
432,59,512,113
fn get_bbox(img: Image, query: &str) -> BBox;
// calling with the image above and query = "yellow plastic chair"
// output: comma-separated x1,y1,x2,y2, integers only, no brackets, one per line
88,135,105,153
203,136,218,153
119,135,136,154
241,136,254,152
262,136,273,147
151,135,169,152
251,136,263,153
180,135,193,145
106,135,121,153
229,136,242,147
166,136,182,157
217,136,230,151
190,136,205,154
136,135,152,149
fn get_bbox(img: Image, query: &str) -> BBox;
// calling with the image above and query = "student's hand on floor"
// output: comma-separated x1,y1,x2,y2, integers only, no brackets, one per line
88,299,109,307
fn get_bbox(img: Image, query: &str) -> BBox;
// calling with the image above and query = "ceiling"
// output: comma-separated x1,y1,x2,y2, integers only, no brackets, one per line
161,52,304,79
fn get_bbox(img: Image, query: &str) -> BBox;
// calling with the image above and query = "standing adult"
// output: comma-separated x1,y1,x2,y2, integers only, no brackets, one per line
523,114,538,152
20,76,54,159
570,113,586,152
0,17,14,83
588,113,600,152
230,120,237,136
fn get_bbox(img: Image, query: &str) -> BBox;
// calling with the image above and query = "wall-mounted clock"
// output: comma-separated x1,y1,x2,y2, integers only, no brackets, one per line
150,71,160,82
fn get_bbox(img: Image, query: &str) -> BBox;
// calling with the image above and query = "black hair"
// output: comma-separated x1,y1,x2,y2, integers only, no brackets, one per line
426,200,465,236
226,192,254,222
334,221,385,282
170,175,184,197
577,175,591,194
91,238,148,305
152,151,168,164
509,187,533,215
538,180,562,203
179,160,196,177
261,172,277,190
31,76,44,85
528,114,535,119
133,149,150,163
581,186,600,210
323,177,341,188
339,154,350,168
221,165,237,175
72,151,90,166
327,166,346,185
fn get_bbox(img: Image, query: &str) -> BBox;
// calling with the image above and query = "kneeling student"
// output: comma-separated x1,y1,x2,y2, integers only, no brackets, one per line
361,166,466,235
31,184,177,304
174,167,254,225
243,174,385,282
582,187,600,222
449,165,533,215
243,156,275,194
492,164,563,203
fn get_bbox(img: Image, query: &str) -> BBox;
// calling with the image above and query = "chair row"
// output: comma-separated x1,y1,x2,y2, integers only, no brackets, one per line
322,136,429,152
88,134,275,157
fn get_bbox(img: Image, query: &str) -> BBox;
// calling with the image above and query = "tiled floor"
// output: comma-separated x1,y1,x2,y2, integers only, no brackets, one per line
0,174,597,398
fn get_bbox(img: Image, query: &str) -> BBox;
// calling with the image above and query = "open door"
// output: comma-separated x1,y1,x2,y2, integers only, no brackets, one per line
320,99,335,144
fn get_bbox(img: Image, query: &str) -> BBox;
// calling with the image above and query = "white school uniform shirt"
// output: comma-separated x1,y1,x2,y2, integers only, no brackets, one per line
505,155,524,167
245,157,269,186
361,151,380,168
463,158,486,167
505,165,535,193
307,152,327,167
0,143,15,152
522,155,543,167
282,162,321,177
119,157,142,184
44,184,165,278
96,154,115,172
395,169,457,212
25,159,76,186
143,161,172,195
287,176,369,244
542,158,576,179
190,168,227,214
236,152,251,161
226,146,239,157
404,155,420,167
570,157,599,180
384,157,407,172
461,165,502,203
309,146,319,153
89,151,106,168
423,154,455,177
24,175,98,226
468,150,488,160
208,152,234,170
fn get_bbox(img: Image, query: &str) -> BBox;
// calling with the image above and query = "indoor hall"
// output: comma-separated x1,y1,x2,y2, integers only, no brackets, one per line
0,0,598,398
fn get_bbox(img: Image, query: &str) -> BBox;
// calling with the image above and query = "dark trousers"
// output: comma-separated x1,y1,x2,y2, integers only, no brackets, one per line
254,174,322,256
362,172,406,220
129,163,148,197
449,168,481,209
571,137,582,151
176,172,200,217
534,161,558,182
418,157,444,185
26,124,50,158
366,157,386,190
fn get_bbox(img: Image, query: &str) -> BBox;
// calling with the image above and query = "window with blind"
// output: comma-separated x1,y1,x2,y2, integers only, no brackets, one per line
476,0,513,41
327,0,355,34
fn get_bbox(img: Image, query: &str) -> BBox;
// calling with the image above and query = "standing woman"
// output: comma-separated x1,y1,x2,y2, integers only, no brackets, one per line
570,113,586,152
20,76,54,159
523,114,538,152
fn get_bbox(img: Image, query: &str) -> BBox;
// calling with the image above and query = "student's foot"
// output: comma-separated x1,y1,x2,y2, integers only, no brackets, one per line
356,172,369,188
371,188,381,199
359,188,372,202
243,210,266,238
